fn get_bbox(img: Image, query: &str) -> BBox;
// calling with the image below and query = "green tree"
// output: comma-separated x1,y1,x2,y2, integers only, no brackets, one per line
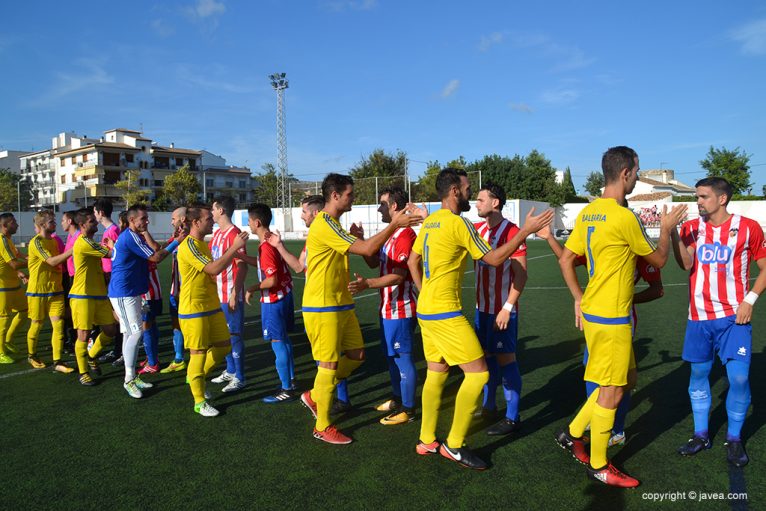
348,149,408,204
700,146,751,195
115,170,151,208
583,171,604,197
0,168,33,211
154,164,201,210
561,167,577,200
466,150,563,205
253,163,298,207
411,157,467,202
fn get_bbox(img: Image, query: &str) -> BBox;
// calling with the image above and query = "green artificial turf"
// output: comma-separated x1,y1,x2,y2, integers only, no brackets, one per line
1,239,761,510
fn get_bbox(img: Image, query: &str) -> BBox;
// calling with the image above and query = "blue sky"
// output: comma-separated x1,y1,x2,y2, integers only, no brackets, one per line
2,0,765,194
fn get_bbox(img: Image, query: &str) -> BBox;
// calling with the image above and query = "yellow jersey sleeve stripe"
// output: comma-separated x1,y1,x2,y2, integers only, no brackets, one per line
1,236,14,260
324,215,356,244
84,237,109,255
188,239,211,264
630,210,656,250
461,217,491,254
35,238,52,260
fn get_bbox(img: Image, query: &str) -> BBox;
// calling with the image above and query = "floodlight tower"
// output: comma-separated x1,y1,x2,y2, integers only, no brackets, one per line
269,72,291,230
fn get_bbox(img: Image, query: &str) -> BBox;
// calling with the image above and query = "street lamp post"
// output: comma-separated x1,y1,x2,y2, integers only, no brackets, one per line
269,72,292,232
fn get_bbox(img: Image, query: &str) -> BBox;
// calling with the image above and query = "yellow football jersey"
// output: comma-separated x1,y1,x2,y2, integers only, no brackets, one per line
0,233,21,289
302,212,357,310
565,198,655,321
27,235,63,295
412,208,491,316
70,236,109,298
177,236,220,316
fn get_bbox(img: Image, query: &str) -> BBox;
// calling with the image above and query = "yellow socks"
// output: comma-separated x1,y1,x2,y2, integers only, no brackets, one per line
446,371,489,449
75,340,88,373
590,403,617,469
203,345,231,376
6,310,28,346
419,369,449,444
51,320,65,361
27,320,43,356
569,387,600,438
0,315,10,354
188,353,206,404
87,330,113,359
314,367,337,431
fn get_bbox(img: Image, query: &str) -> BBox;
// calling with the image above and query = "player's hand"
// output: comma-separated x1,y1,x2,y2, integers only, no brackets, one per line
228,291,238,312
736,302,753,324
104,237,115,249
18,271,28,285
174,231,187,244
574,299,584,331
409,203,429,221
347,272,369,294
349,222,365,239
523,207,555,235
233,231,249,250
265,229,282,247
245,288,255,306
494,308,511,331
537,224,552,240
661,204,688,232
392,204,425,228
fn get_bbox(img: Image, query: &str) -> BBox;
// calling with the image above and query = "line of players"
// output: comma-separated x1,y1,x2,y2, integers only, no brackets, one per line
0,154,761,487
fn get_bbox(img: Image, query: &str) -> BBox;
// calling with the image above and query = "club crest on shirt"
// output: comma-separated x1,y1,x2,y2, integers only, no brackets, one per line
729,228,739,238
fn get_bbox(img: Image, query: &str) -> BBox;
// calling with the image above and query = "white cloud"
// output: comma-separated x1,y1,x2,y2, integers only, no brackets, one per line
509,102,533,113
478,31,506,52
730,18,766,55
27,58,114,107
440,79,460,99
177,64,260,94
189,0,226,18
540,87,579,104
150,19,175,37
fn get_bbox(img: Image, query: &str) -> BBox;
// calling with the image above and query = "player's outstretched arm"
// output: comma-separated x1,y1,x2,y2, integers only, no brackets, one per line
642,204,688,269
407,251,423,292
670,226,694,271
736,258,766,324
350,223,381,269
265,230,305,273
44,248,73,268
559,247,584,330
204,231,249,276
348,205,422,258
348,269,405,295
537,224,564,259
482,208,554,267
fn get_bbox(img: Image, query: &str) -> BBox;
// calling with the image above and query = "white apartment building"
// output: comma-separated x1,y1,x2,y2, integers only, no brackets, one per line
20,129,257,210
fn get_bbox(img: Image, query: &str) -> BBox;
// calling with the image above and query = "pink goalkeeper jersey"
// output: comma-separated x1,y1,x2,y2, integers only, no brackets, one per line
100,223,120,273
379,227,417,319
65,230,81,277
474,219,527,314
680,214,766,321
209,225,244,303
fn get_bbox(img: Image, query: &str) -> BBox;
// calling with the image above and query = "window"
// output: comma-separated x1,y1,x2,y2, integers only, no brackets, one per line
154,180,163,187
139,178,149,187
125,154,134,163
225,181,233,188
239,193,247,202
206,178,214,187
175,158,183,166
239,180,246,188
61,175,66,184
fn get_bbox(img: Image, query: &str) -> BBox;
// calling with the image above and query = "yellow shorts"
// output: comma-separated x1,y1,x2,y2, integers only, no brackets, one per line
179,310,229,351
418,312,484,366
28,293,65,321
303,309,364,362
582,316,633,387
70,297,114,331
0,287,27,316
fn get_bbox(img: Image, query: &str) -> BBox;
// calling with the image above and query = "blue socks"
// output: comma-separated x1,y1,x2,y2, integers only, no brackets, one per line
689,360,714,438
271,340,291,390
336,378,349,403
613,391,631,434
394,352,416,409
142,323,159,366
386,355,402,401
285,337,295,381
172,328,184,363
725,359,750,441
501,361,522,421
482,357,500,410
230,333,245,382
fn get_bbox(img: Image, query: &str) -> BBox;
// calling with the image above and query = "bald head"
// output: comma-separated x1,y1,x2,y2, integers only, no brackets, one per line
171,206,188,233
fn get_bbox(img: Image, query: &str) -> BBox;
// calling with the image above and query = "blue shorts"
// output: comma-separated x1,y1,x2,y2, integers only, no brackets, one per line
221,300,245,336
381,318,415,356
169,295,178,318
474,309,518,354
141,299,163,322
683,316,752,365
261,293,293,342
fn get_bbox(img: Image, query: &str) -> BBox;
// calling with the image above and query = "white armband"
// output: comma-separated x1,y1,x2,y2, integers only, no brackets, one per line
743,291,759,306
502,302,514,313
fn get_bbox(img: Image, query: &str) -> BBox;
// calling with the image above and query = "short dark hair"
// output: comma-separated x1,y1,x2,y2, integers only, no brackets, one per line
602,146,638,184
436,167,468,199
93,198,113,217
127,204,148,219
74,208,94,228
213,196,236,218
0,213,16,225
479,181,506,210
187,203,212,223
301,195,325,209
379,186,409,210
696,177,734,205
321,173,354,202
63,210,78,222
248,203,272,226
118,210,129,230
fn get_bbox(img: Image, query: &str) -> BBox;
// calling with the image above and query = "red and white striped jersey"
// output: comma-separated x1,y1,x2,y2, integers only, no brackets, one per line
209,225,245,303
474,219,527,314
142,262,162,300
257,241,293,303
680,214,766,321
378,227,417,319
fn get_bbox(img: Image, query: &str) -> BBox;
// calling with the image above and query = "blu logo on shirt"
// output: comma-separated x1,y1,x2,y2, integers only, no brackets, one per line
697,242,732,265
